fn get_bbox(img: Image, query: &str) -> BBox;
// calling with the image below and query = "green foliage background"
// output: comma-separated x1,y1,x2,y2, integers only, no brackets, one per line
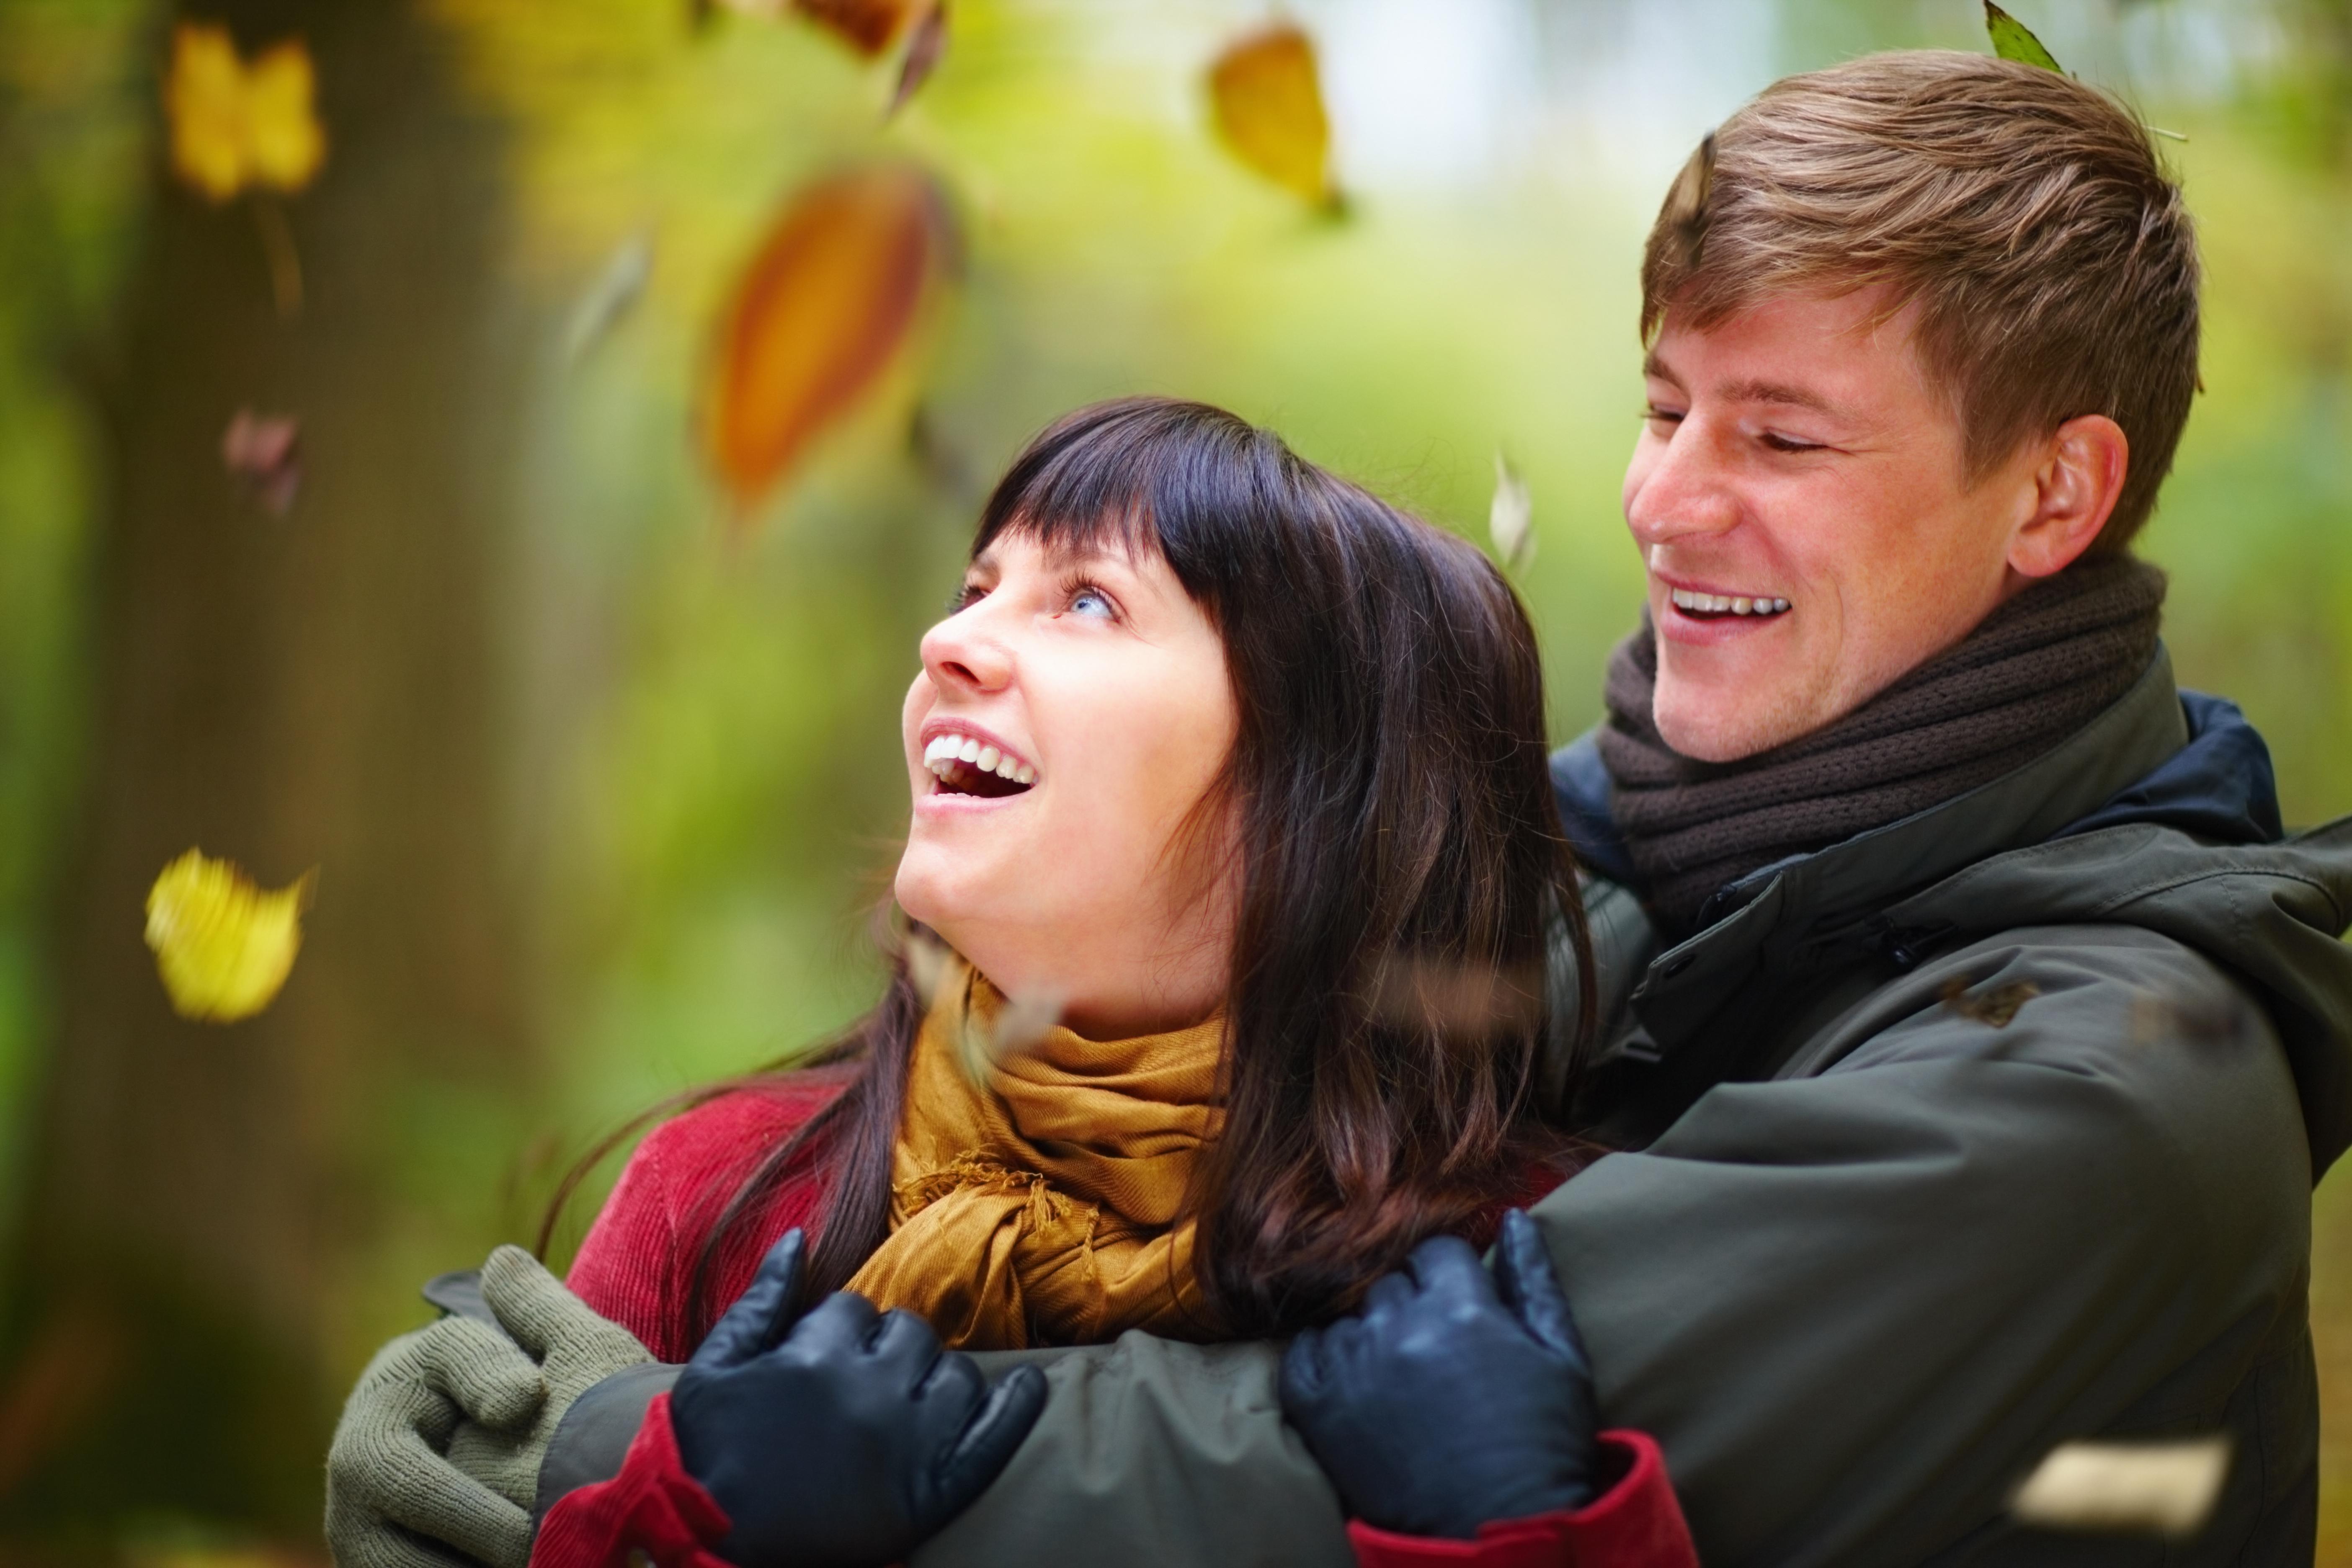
2,0,2350,1558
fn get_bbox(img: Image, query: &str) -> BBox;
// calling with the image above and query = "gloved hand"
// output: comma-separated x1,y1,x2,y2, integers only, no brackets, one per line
324,1313,545,1568
671,1230,1049,1568
1279,1209,1599,1540
324,1248,653,1568
444,1246,656,1519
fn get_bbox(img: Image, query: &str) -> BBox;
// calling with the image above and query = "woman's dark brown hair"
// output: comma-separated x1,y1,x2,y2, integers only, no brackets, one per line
546,397,1595,1340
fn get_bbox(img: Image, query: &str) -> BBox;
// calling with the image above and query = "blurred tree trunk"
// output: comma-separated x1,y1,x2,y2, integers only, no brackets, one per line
3,0,534,1536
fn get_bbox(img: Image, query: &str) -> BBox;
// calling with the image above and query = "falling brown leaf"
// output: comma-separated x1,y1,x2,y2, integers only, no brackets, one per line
888,3,949,116
797,0,923,56
221,408,301,514
1940,976,2038,1029
705,163,952,521
1207,23,1336,208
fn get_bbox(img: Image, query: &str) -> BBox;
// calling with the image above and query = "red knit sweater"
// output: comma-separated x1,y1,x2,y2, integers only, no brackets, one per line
567,1076,850,1362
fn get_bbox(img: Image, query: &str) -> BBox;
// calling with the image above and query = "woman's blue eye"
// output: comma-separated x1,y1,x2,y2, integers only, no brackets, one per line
1069,586,1114,618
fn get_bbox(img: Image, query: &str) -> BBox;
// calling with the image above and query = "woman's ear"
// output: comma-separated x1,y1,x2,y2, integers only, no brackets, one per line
2008,414,2130,578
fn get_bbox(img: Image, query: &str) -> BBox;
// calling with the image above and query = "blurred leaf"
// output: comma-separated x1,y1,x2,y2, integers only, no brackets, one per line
889,3,948,117
705,163,951,520
144,849,313,1023
1939,976,2038,1029
1208,23,1334,206
220,407,301,513
0,1307,124,1498
1490,450,1534,571
164,23,326,203
565,230,655,364
797,0,924,57
1984,3,2064,73
2010,1436,2230,1537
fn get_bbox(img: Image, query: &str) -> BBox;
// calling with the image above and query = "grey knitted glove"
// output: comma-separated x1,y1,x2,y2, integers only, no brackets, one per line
444,1246,654,1519
323,1247,652,1568
324,1312,546,1568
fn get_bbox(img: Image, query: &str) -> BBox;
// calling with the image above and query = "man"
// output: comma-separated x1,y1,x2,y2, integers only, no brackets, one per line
328,50,2352,1566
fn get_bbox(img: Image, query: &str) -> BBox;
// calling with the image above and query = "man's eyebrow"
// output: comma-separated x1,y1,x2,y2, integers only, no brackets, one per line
1641,350,1684,388
1718,377,1841,415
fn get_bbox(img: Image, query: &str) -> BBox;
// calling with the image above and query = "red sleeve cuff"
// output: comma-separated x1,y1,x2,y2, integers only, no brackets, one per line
1345,1431,1698,1568
531,1391,736,1568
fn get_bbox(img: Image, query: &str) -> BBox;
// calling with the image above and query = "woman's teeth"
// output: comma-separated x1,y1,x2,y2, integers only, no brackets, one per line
922,732,1037,790
1671,588,1791,618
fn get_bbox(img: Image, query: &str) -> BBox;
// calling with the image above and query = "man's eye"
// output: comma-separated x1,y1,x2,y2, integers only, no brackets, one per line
1642,405,1684,429
1761,432,1825,454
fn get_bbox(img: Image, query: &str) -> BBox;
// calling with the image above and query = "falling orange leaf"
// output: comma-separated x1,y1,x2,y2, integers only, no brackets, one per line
164,23,326,203
797,0,923,56
1207,23,1334,207
705,164,952,519
144,849,314,1023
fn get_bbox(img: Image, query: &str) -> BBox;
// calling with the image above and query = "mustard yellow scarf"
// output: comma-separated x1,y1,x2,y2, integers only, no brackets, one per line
843,958,1225,1350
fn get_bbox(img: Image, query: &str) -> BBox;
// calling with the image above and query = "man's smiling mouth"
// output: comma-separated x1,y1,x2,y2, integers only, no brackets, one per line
923,728,1038,799
1670,587,1791,620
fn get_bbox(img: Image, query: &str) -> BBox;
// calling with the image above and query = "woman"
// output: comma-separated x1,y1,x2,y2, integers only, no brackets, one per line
529,399,1694,1568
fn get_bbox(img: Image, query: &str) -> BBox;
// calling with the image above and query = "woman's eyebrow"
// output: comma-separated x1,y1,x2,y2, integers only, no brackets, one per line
1039,534,1145,574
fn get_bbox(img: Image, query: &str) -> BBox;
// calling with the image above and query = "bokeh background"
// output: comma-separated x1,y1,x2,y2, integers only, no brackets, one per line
2,0,2349,1559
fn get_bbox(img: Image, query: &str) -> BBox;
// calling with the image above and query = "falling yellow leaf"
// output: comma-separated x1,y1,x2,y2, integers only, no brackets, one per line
1207,23,1334,206
164,23,326,204
144,850,313,1023
705,164,952,520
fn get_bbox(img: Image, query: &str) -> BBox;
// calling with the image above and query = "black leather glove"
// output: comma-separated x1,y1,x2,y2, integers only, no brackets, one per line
1279,1209,1599,1540
669,1230,1048,1568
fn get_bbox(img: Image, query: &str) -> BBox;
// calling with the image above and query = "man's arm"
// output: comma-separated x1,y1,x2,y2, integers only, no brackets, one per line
911,927,2310,1567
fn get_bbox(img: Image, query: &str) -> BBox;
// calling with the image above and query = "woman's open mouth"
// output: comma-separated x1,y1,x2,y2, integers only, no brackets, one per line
922,728,1037,799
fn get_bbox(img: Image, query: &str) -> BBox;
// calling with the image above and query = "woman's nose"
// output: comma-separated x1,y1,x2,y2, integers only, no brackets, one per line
1625,419,1741,549
920,607,1014,695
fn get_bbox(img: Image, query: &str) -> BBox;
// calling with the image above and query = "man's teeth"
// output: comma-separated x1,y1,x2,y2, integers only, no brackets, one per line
1671,588,1791,616
922,732,1037,785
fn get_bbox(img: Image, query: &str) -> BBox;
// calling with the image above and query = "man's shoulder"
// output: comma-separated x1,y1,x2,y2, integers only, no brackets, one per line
1810,922,2308,1196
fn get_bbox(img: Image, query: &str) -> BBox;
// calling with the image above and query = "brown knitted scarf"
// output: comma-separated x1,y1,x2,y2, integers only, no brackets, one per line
1596,556,2167,934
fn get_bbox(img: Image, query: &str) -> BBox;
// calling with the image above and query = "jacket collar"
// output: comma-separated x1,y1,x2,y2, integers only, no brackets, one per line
1608,645,2190,1056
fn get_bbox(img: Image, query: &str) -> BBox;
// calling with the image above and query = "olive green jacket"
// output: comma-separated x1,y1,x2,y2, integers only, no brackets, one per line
918,649,2352,1566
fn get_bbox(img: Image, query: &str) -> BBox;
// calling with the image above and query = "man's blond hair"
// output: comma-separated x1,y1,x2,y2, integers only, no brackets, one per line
1642,51,2199,551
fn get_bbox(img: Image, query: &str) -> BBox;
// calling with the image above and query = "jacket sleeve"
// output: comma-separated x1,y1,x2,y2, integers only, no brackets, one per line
922,929,2312,1568
1346,1432,1697,1568
530,1391,732,1568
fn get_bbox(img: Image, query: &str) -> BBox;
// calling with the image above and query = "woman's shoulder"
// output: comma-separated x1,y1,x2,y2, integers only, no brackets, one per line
635,1075,851,1181
566,1071,854,1360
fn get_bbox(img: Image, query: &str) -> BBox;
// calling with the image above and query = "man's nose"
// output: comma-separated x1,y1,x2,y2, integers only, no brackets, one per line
1625,419,1742,549
920,606,1014,695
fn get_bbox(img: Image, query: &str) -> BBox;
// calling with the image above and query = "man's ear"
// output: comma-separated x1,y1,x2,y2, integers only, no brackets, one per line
2008,414,2130,578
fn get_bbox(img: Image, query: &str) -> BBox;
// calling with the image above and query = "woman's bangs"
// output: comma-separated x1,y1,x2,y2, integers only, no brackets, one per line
970,399,1255,572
